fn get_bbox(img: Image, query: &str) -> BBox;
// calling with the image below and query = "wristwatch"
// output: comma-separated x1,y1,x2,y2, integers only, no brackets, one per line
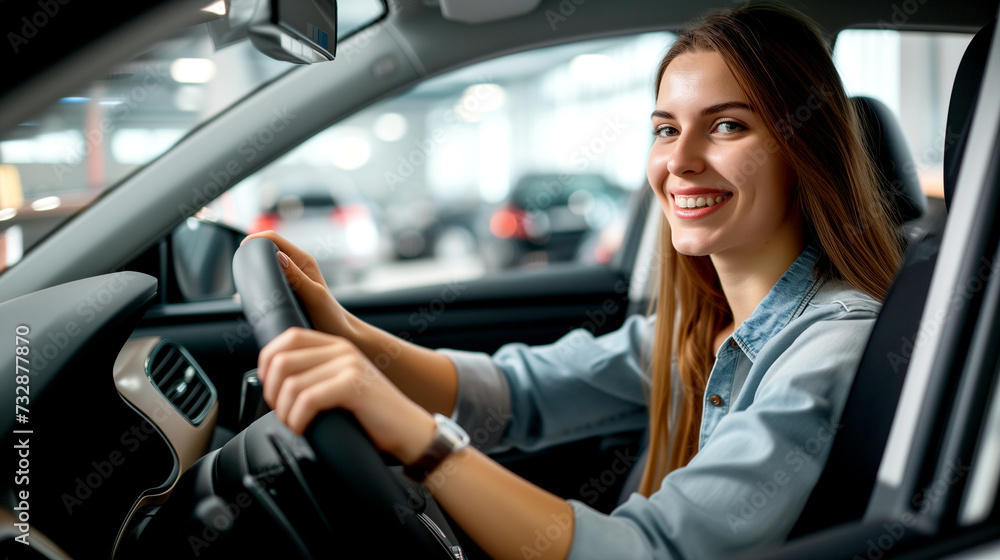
404,413,471,483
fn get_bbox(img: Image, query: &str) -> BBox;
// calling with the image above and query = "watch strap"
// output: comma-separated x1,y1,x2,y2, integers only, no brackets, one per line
404,414,469,483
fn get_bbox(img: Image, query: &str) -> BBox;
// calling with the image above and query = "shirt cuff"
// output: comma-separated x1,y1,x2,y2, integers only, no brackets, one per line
437,348,512,451
566,500,652,560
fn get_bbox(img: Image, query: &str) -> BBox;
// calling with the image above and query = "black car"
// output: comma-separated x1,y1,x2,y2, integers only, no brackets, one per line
486,173,630,269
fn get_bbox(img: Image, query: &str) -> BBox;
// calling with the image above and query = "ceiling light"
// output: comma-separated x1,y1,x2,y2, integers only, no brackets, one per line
569,54,614,83
459,84,506,114
31,196,61,212
373,113,407,142
170,58,217,84
329,132,371,170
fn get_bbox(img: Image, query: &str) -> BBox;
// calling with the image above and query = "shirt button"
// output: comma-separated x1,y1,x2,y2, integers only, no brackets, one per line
709,394,723,406
729,338,739,349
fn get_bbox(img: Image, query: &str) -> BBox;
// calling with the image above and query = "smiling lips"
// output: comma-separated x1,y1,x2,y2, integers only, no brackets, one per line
671,192,733,218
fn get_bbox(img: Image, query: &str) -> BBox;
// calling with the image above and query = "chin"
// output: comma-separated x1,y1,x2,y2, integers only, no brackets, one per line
669,237,714,257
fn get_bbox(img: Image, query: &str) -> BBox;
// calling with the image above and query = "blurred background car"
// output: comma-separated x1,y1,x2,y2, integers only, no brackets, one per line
248,172,379,285
485,172,630,269
383,196,482,261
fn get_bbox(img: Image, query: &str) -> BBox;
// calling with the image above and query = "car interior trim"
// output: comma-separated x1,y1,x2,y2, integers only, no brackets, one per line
438,0,542,24
111,336,220,555
382,16,430,76
142,298,244,320
626,193,661,315
958,326,1000,525
610,182,652,273
917,225,1000,527
113,336,219,470
877,6,1000,489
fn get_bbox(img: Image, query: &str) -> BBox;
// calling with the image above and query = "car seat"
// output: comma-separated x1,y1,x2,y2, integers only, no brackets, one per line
786,18,996,541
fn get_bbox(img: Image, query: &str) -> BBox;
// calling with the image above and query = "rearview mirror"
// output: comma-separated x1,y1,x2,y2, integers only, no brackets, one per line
209,0,337,64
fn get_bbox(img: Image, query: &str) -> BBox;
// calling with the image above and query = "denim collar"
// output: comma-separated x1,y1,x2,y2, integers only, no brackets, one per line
729,245,821,362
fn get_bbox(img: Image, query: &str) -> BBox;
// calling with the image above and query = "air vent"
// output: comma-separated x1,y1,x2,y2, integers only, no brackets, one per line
147,341,216,424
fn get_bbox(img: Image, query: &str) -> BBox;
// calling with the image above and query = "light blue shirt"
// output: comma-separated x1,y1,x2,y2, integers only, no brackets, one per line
440,246,881,559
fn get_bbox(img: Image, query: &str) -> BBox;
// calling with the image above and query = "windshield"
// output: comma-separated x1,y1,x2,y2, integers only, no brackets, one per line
0,0,386,273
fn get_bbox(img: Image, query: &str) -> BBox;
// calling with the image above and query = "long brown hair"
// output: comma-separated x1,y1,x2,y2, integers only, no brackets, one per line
638,3,904,496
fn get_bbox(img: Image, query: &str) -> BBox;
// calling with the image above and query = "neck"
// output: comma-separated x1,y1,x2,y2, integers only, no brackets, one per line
711,235,805,330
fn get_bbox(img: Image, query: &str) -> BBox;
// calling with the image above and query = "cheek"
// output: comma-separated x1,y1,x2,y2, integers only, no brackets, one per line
729,149,792,194
646,146,669,191
716,149,757,186
745,166,797,222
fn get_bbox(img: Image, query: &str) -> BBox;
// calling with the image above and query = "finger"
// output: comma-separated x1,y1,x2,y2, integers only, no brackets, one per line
276,249,331,315
278,252,345,333
242,230,325,284
241,230,304,259
273,358,344,426
261,343,348,406
258,327,342,383
284,374,355,434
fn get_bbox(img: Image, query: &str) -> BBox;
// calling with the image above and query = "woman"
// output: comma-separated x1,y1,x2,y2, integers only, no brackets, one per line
245,3,903,558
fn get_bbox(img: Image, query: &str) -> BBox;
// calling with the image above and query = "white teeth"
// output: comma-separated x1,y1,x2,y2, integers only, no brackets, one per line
675,194,729,209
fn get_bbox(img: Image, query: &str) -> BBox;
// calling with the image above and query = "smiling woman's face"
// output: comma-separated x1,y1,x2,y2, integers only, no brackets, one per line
647,50,802,260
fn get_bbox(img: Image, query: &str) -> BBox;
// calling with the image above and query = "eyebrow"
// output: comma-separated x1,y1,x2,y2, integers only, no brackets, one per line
651,101,753,120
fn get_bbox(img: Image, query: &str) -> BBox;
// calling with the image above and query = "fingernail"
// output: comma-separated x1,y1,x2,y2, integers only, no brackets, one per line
277,251,290,269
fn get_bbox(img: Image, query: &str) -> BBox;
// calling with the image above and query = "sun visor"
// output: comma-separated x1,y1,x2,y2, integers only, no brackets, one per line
439,0,541,24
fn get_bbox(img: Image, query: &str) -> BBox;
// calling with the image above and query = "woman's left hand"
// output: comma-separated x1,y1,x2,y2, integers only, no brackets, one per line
258,327,436,465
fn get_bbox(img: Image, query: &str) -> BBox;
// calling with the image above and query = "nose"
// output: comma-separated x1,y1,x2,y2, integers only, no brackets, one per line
666,131,706,176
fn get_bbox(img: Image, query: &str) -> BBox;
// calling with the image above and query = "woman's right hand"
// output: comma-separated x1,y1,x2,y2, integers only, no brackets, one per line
241,230,355,338
242,230,459,417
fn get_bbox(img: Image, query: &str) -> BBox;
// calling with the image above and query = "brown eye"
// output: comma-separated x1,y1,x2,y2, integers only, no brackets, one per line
654,125,678,138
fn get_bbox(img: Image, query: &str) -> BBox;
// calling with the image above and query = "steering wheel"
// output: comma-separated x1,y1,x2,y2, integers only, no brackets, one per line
221,237,461,559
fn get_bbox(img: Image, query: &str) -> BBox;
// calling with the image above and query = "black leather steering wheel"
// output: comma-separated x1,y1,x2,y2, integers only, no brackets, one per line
224,238,460,559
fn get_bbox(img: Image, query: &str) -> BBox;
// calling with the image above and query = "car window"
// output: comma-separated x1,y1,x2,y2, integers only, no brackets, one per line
213,31,674,293
0,0,386,274
833,29,973,202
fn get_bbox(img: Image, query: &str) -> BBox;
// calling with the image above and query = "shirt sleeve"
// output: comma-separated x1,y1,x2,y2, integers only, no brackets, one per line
438,314,653,453
565,314,876,559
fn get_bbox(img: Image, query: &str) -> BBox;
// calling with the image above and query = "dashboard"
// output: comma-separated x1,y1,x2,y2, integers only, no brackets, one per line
0,272,220,559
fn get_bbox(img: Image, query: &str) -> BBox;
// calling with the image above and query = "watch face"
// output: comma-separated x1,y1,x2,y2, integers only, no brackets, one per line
435,414,470,449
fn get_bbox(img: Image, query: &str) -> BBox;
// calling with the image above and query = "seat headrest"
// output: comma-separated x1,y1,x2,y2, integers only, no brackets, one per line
852,95,926,225
945,19,996,210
